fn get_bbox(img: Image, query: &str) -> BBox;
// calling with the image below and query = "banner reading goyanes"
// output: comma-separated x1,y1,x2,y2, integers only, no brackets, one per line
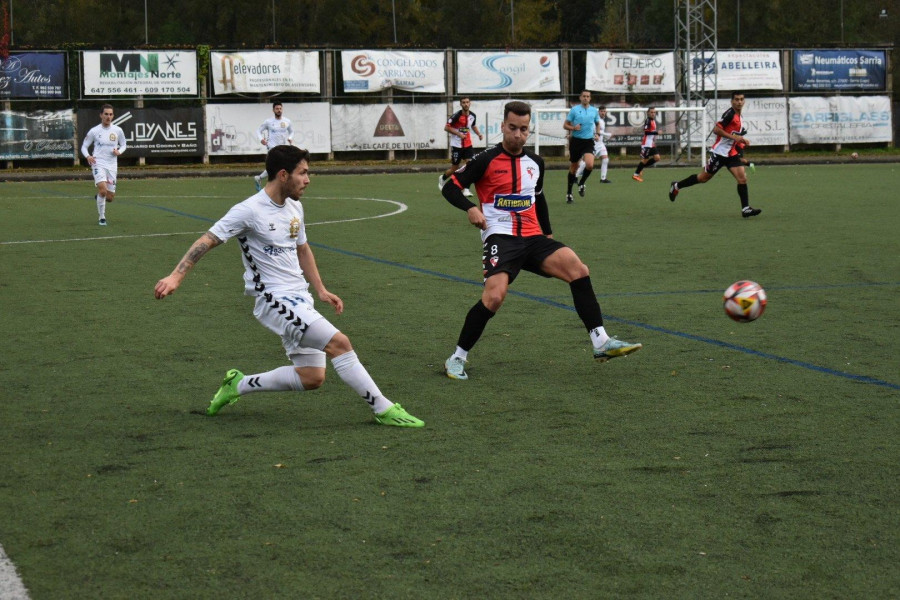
206,103,331,155
456,52,560,94
77,107,204,157
211,51,320,95
331,104,447,151
789,96,892,144
0,53,67,99
83,50,198,96
585,52,675,94
0,110,74,160
341,51,445,93
690,51,783,91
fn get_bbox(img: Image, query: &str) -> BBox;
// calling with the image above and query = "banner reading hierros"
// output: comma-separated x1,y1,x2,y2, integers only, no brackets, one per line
0,110,74,160
83,50,198,96
789,96,892,144
211,51,320,95
690,51,783,91
456,52,560,94
206,103,331,155
0,53,67,99
585,52,675,94
341,51,445,93
792,50,886,91
330,104,447,151
704,97,789,147
77,107,204,157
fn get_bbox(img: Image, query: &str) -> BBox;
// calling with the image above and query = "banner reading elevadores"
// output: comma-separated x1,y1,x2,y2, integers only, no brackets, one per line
456,52,560,94
0,53,67,99
211,51,320,95
585,52,675,94
83,50,198,96
341,51,444,93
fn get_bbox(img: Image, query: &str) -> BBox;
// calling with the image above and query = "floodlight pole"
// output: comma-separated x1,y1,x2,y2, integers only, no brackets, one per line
392,0,398,43
272,0,277,44
144,0,148,44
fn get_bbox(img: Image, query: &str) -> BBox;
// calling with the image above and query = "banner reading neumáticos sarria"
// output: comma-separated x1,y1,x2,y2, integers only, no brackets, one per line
585,52,675,94
211,51,320,95
83,50,197,96
456,52,560,94
341,51,444,93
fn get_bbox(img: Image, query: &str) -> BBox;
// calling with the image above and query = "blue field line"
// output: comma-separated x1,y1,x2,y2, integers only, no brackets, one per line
542,281,900,300
136,203,218,222
311,242,900,392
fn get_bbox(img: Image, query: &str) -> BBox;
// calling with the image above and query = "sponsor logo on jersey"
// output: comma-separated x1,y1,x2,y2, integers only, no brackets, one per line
493,194,531,211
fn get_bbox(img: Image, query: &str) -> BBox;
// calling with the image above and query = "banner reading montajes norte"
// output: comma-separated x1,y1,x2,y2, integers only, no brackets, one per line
341,50,445,93
792,50,886,91
77,107,204,157
0,110,74,160
211,51,320,95
83,50,198,96
456,52,560,94
0,53,67,99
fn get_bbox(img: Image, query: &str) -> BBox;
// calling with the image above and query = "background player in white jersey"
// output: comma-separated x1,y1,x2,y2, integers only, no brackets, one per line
81,104,126,226
155,145,424,428
575,105,613,184
254,102,294,190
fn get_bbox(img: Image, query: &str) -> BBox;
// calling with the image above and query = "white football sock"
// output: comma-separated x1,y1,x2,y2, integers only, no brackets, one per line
452,346,468,361
236,365,303,395
600,157,609,179
575,160,585,178
258,169,267,179
96,194,106,218
590,326,611,349
331,351,393,414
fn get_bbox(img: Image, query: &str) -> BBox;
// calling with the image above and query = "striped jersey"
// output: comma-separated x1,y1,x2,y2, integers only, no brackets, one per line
711,107,743,157
450,145,548,241
641,117,658,148
447,110,478,149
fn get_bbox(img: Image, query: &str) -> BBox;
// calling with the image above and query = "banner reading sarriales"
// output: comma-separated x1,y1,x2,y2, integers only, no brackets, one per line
789,96,892,144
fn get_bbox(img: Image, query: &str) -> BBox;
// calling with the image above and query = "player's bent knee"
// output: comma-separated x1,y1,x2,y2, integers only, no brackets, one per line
296,367,326,390
323,332,353,358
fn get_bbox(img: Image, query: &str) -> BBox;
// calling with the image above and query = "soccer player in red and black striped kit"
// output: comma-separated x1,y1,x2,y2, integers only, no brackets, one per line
668,92,762,218
439,101,642,381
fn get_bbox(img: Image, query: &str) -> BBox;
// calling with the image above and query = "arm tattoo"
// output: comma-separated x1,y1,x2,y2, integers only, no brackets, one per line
175,233,219,274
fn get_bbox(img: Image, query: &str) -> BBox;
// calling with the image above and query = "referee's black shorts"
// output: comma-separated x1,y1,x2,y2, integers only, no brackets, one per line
568,137,595,163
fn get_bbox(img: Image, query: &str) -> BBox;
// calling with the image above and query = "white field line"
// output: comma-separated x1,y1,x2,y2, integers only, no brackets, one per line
0,544,30,599
0,197,407,246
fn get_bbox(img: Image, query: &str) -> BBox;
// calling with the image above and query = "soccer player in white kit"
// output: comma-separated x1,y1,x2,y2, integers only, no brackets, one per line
81,104,126,225
575,106,613,184
154,145,424,428
254,102,293,191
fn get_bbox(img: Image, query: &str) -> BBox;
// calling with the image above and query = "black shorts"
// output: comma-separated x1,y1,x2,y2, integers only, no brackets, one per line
704,153,744,175
640,146,660,160
451,146,475,165
569,137,594,163
482,234,567,284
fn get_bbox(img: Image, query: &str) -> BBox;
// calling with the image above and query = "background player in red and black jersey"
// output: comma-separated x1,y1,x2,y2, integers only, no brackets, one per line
632,107,661,182
439,101,642,381
439,97,484,196
668,92,762,218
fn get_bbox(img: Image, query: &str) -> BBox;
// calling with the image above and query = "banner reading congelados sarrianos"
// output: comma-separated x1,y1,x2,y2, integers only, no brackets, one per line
341,51,444,93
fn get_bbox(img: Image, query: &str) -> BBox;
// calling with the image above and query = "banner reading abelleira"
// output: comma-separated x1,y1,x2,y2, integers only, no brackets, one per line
0,53,67,99
341,51,444,93
456,52,560,94
211,51,320,95
585,52,675,94
83,50,197,96
691,51,783,90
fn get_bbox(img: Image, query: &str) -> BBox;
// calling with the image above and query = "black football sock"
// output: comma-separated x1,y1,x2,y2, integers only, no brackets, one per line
578,168,593,186
635,162,645,174
677,174,700,189
456,300,496,351
570,276,603,331
737,183,749,208
567,173,576,193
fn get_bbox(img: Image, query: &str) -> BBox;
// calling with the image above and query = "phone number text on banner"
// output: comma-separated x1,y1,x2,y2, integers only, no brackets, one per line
83,51,198,96
0,53,67,99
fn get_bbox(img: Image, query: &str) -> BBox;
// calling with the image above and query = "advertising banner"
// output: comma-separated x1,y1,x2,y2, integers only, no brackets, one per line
77,107,204,157
469,99,568,148
0,53,67,99
83,50,198,96
341,51,445,93
206,103,331,155
789,96,892,144
690,51,783,91
585,52,675,94
531,101,677,149
702,97,789,147
456,51,560,94
792,50,886,91
211,51,320,95
330,104,446,151
0,110,74,160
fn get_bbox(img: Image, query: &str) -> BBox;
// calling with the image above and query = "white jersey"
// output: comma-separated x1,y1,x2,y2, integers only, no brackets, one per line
258,117,294,149
81,124,126,169
592,119,611,156
208,191,309,297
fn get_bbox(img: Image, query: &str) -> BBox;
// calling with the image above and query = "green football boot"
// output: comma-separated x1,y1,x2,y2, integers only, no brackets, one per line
374,404,425,428
208,369,244,416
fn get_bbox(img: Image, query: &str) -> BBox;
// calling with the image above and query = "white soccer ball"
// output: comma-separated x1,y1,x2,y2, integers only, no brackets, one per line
723,280,767,323
850,152,859,160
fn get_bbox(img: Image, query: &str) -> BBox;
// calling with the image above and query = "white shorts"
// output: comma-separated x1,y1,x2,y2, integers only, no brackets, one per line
92,165,117,192
253,292,339,368
593,140,608,158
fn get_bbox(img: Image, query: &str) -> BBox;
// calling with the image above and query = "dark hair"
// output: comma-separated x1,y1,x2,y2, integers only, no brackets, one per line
266,145,310,180
731,91,744,99
503,101,531,121
598,105,607,110
273,101,283,109
100,103,114,113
